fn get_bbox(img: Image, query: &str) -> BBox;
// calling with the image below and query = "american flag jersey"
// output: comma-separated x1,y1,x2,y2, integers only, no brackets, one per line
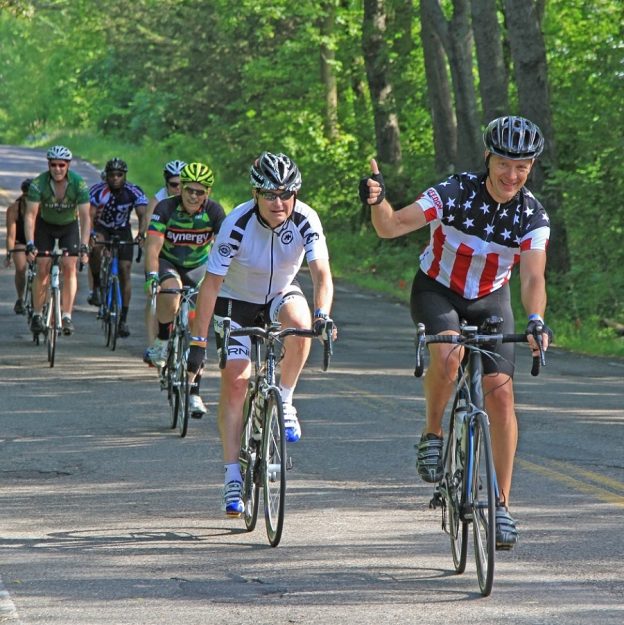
416,172,549,299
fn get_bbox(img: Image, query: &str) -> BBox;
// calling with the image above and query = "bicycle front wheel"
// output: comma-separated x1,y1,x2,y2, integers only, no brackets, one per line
109,278,121,351
262,388,286,547
240,391,260,532
46,294,58,367
444,429,468,573
471,411,496,596
174,334,190,437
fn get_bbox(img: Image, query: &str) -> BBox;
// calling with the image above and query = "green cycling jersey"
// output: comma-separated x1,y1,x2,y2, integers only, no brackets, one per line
27,170,90,226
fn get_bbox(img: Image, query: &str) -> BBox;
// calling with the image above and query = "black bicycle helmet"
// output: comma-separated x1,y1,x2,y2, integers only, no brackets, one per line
249,152,302,192
21,178,33,194
483,116,544,160
105,157,128,173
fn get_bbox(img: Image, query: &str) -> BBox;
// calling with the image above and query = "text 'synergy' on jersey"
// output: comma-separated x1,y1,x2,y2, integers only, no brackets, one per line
89,182,148,230
207,199,329,304
416,172,550,299
148,196,226,268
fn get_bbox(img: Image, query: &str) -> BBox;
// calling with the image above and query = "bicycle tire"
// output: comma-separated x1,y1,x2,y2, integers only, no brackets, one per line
240,391,260,532
109,277,121,351
262,387,286,547
167,336,179,429
174,332,190,437
471,411,496,596
444,413,468,573
47,291,59,368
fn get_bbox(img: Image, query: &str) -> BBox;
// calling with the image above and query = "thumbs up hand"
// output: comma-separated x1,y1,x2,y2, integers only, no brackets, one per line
358,159,386,206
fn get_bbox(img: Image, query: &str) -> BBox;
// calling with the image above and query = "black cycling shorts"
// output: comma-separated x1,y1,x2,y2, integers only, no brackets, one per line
93,225,134,262
157,258,206,288
34,217,80,254
410,270,516,377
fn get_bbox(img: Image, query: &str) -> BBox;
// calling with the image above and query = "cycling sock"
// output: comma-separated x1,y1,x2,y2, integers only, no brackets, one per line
190,375,202,395
224,463,242,484
157,322,170,340
279,385,294,405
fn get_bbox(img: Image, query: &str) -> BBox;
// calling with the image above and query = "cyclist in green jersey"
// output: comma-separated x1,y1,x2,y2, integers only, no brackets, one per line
25,146,91,336
144,162,225,417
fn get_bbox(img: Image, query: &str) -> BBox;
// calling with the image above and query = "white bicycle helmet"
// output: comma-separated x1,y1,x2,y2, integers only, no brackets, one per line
163,159,187,179
46,145,73,161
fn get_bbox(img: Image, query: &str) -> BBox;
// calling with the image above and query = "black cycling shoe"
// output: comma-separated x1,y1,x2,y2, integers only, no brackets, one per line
415,433,444,483
14,299,25,315
87,290,101,307
30,313,45,334
495,506,519,550
118,321,130,338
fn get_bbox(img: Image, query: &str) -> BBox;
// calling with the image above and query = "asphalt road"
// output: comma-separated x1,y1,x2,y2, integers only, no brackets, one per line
0,145,623,624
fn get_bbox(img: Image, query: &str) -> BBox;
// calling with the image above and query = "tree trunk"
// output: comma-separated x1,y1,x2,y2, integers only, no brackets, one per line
362,0,402,170
504,0,570,273
320,1,339,140
419,0,481,172
471,0,509,122
447,0,482,170
419,0,457,176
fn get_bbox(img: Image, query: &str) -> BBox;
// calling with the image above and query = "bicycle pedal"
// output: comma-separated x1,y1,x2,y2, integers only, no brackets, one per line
429,491,443,510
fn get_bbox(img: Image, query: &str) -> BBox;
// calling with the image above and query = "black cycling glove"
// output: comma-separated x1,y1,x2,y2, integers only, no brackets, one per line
526,319,554,343
358,171,386,205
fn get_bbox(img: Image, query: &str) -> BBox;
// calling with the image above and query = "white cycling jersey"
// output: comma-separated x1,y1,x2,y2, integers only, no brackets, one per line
154,187,168,203
207,198,329,304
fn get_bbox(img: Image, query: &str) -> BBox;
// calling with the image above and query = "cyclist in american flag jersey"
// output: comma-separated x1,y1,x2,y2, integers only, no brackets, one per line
360,116,553,550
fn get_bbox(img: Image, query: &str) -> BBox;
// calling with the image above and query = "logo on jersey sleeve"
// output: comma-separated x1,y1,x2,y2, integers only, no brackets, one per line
218,243,233,257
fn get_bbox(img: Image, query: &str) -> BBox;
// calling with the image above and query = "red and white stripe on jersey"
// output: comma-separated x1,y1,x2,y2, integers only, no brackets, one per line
416,182,549,300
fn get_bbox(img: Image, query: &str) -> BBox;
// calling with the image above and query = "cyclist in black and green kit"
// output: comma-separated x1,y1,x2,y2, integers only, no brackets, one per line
144,162,225,417
25,146,91,336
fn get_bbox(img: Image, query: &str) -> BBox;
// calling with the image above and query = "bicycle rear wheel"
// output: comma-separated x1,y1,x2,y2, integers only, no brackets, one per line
240,391,260,532
262,388,286,547
444,422,468,573
471,411,496,596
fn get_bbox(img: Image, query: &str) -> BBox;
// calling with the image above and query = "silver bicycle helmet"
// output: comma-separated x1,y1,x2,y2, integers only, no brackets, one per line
46,145,73,161
249,152,302,192
483,116,544,160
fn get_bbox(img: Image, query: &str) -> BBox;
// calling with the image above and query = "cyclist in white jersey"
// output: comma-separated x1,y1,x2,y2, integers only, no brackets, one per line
188,152,335,517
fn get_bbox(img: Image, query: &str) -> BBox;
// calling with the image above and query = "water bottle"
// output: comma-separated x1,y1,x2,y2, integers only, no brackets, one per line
454,397,468,464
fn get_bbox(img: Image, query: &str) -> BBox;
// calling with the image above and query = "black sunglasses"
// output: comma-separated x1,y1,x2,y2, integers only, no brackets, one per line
259,189,295,201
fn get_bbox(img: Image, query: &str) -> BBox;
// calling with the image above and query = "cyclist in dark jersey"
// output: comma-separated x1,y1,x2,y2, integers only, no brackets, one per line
88,157,148,337
143,160,186,359
4,178,32,314
360,116,553,550
144,162,226,417
25,145,91,336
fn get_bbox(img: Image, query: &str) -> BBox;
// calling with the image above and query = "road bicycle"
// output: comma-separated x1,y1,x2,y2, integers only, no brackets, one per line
92,235,142,351
220,316,334,547
414,315,545,596
157,286,199,437
32,240,80,367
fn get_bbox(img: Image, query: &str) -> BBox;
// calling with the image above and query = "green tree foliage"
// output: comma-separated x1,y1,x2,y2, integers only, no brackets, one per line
0,0,622,328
